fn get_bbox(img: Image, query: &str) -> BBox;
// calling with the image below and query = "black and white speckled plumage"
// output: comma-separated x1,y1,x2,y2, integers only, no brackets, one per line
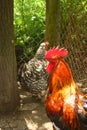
18,43,48,97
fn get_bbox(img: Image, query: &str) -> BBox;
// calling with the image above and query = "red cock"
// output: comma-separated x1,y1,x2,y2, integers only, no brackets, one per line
45,45,87,130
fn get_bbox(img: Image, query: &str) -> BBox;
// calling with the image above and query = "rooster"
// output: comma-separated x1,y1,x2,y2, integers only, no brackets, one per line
45,46,87,130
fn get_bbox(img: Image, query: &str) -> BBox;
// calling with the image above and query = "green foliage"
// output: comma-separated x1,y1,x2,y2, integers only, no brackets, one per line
14,0,87,60
60,0,87,44
14,0,46,57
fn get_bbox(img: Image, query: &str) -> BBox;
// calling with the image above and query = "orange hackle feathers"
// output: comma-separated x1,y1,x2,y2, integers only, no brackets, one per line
45,45,87,130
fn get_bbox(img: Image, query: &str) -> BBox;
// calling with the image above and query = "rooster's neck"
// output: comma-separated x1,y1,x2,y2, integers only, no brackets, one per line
49,59,75,91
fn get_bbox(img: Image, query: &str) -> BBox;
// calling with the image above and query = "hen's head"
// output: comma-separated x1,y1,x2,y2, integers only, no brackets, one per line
45,47,68,73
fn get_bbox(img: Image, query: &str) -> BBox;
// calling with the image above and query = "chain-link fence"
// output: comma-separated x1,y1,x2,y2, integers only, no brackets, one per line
15,1,87,88
14,0,46,67
60,3,87,86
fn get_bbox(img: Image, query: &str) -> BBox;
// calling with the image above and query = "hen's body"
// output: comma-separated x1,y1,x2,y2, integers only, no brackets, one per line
18,42,48,97
45,48,87,130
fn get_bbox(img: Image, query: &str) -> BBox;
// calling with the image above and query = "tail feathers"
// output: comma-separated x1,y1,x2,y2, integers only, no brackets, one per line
82,97,87,111
78,110,87,124
78,100,87,130
52,122,68,130
83,103,87,111
53,122,61,130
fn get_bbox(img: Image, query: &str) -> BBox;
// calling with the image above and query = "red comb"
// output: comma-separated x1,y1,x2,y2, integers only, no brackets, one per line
45,47,68,60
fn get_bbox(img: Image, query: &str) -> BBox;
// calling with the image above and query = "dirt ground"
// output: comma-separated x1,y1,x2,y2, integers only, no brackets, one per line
0,90,53,130
0,81,87,130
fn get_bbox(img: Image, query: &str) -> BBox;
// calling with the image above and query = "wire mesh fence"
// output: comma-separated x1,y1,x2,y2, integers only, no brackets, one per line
15,1,87,89
60,2,87,85
14,0,46,66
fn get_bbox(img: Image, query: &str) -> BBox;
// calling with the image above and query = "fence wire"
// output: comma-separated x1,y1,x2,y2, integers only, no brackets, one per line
16,1,87,89
60,7,87,84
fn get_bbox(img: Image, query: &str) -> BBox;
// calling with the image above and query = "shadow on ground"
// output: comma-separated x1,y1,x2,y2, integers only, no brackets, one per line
0,90,53,130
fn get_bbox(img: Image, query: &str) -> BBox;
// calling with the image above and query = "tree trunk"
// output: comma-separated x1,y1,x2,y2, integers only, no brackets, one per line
45,0,61,47
0,0,19,113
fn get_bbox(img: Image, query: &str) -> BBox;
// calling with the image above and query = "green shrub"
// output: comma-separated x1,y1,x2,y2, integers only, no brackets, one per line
14,0,46,58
